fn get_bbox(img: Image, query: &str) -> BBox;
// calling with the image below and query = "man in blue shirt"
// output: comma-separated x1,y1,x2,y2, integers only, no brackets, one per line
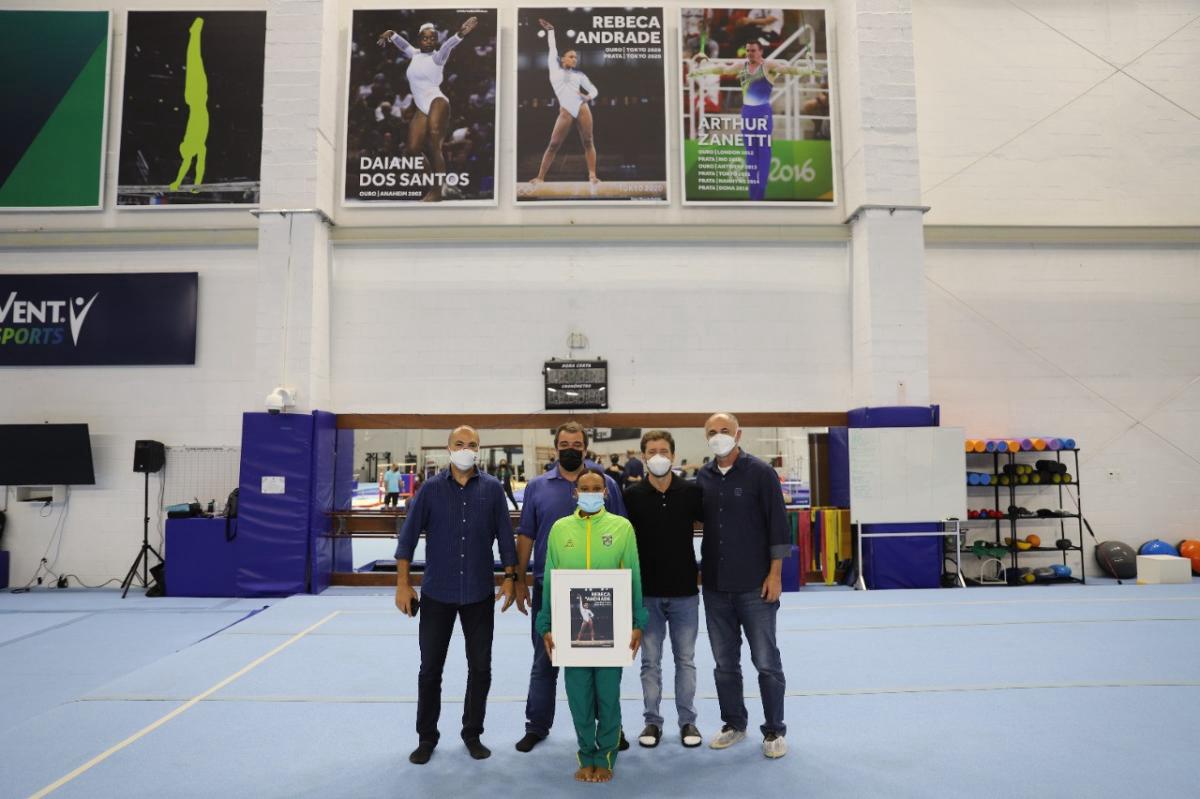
395,425,519,765
511,421,627,752
696,412,791,759
383,462,402,507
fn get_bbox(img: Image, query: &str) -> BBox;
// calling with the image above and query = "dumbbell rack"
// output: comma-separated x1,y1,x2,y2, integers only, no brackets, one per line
964,447,1086,585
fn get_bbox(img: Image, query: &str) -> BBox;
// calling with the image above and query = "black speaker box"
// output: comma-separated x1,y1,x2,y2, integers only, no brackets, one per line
133,440,165,474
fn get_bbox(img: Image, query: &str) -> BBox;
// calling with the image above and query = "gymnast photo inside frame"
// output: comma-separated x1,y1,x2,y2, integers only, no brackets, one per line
529,18,601,185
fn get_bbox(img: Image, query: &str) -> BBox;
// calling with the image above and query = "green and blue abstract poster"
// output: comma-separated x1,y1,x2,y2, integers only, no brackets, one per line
0,11,111,210
117,11,266,206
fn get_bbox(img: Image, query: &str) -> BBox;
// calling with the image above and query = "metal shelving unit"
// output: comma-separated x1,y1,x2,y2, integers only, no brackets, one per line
964,448,1085,584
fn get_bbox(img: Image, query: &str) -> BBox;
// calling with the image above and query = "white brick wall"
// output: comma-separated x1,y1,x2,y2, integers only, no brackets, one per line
838,0,923,211
330,241,852,413
0,246,258,586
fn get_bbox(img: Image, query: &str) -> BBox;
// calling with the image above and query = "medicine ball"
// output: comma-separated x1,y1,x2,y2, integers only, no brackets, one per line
1138,539,1179,557
1095,541,1137,580
1177,539,1200,574
1005,567,1031,586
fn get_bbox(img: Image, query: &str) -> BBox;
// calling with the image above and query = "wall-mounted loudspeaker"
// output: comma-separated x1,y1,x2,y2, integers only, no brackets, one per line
133,440,165,474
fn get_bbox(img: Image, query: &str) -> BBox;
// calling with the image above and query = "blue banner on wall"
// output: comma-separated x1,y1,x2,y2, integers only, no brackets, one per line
0,272,197,365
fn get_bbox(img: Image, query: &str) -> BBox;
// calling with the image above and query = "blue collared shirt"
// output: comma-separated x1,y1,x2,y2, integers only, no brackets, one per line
696,450,791,593
517,461,627,578
395,467,517,605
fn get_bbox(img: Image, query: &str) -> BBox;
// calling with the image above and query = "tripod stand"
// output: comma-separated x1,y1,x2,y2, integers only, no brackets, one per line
121,471,163,598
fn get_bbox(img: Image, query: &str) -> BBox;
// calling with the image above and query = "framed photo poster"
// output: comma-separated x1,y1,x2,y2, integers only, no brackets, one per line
549,569,633,667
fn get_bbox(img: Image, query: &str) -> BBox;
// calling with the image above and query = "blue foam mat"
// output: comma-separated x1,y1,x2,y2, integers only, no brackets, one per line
3,584,1200,798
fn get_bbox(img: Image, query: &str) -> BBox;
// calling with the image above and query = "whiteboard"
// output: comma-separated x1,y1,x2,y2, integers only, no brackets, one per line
849,427,966,524
163,446,241,512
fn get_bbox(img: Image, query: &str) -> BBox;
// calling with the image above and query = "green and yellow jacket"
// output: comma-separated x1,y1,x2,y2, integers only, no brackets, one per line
535,508,649,637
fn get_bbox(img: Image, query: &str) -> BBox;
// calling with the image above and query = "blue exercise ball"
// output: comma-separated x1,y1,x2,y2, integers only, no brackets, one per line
1138,539,1179,556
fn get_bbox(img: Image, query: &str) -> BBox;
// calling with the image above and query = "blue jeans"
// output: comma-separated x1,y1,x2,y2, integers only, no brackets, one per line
702,588,786,736
640,595,699,728
524,579,558,736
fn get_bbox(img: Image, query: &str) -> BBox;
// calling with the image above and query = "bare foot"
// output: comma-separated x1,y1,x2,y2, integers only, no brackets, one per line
574,766,594,782
591,767,613,783
589,174,601,185
529,177,544,185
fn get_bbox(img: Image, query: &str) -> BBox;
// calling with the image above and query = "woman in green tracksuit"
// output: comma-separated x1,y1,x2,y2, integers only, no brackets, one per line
536,469,648,783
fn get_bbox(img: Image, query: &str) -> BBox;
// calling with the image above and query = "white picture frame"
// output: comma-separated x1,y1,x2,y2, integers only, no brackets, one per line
549,568,633,667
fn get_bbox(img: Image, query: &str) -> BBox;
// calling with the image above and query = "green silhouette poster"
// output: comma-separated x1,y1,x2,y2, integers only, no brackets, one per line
118,11,266,206
0,11,111,210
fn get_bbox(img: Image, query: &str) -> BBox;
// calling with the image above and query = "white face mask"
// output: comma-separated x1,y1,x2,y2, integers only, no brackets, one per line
448,448,478,471
707,433,737,458
646,454,673,477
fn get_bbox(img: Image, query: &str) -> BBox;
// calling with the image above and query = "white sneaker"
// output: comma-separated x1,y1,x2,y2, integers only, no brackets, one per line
763,733,787,759
708,725,746,749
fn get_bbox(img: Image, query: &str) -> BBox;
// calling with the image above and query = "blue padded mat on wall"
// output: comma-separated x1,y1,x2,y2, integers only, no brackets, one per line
236,413,315,597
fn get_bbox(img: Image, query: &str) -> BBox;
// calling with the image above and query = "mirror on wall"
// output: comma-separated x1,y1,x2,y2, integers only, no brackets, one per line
350,425,825,511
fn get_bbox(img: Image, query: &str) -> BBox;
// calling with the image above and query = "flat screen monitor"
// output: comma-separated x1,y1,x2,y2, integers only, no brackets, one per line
0,424,96,485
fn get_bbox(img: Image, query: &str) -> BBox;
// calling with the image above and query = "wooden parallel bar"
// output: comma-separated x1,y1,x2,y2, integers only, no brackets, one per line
327,510,521,534
335,412,848,430
330,571,828,587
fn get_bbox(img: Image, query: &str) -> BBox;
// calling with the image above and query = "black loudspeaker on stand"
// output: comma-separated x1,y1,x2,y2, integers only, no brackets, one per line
122,440,166,598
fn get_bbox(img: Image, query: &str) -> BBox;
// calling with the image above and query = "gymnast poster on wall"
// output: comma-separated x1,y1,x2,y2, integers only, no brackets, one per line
344,7,499,204
679,7,835,204
117,11,266,207
514,7,668,204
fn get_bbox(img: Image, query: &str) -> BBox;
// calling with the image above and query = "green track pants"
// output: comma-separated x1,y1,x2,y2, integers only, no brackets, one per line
564,666,623,770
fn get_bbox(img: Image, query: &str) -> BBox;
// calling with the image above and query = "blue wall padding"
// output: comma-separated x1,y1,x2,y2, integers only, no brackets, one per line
829,426,850,508
781,544,802,592
860,523,942,589
830,406,943,589
308,411,336,595
847,405,940,428
165,518,238,596
236,412,315,597
333,428,355,572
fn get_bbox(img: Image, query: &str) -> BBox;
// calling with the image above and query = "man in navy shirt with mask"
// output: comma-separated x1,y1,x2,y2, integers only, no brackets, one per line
511,421,626,752
696,412,790,759
395,425,519,765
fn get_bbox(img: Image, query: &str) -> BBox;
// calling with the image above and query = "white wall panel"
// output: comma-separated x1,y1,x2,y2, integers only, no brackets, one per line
913,0,1200,226
927,242,1200,560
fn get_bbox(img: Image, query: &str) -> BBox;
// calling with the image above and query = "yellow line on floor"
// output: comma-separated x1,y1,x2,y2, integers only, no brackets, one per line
26,611,341,799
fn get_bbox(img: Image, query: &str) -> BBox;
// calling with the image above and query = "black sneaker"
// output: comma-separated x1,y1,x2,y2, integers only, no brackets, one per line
409,742,436,765
515,732,544,753
638,724,661,748
618,730,630,751
464,738,491,760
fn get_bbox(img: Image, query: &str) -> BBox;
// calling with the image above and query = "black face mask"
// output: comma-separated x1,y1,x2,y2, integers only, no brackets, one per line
557,448,584,471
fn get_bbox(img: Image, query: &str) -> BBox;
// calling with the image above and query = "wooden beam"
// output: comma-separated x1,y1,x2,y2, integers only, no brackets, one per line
336,412,847,430
329,571,828,587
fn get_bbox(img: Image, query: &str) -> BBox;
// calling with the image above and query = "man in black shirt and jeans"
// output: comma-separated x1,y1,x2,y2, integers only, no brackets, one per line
697,412,790,759
623,430,704,749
